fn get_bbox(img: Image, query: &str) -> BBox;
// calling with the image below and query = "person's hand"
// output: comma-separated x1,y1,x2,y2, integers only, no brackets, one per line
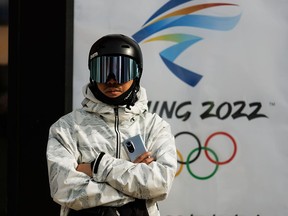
76,163,92,177
133,151,154,164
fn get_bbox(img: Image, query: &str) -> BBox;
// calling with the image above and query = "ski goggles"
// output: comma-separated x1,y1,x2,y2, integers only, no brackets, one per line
90,55,140,84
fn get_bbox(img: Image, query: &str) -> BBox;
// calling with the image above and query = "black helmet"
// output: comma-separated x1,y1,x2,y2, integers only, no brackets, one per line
88,34,143,84
88,34,143,109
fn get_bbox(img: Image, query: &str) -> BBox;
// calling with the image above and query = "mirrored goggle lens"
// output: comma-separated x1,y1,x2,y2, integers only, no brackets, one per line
90,56,139,84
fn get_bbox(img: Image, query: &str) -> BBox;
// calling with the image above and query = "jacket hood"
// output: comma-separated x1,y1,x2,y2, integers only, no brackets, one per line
81,83,149,116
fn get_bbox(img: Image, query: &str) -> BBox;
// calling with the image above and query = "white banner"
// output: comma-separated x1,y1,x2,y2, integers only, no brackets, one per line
73,1,288,215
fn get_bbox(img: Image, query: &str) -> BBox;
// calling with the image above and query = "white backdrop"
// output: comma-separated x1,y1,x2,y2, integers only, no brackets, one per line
73,1,288,215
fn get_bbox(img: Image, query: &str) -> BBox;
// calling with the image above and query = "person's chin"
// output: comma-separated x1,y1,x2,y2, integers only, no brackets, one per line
105,92,121,98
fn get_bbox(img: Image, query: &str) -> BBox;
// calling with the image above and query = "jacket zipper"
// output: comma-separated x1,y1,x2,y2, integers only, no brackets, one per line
114,107,121,158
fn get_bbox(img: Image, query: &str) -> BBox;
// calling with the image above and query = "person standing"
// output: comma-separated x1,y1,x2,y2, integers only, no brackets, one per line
46,34,177,216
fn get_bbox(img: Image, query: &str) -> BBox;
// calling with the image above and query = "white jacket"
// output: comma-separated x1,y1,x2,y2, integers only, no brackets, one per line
46,84,177,216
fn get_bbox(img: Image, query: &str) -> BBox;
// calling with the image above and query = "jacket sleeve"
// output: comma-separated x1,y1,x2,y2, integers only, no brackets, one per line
92,117,177,201
46,117,133,210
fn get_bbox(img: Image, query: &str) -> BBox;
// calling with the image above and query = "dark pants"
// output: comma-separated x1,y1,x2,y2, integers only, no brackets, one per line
68,199,149,216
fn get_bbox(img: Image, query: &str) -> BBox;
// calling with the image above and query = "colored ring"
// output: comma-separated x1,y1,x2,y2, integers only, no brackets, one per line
186,146,219,180
175,131,201,165
175,149,184,177
204,131,237,165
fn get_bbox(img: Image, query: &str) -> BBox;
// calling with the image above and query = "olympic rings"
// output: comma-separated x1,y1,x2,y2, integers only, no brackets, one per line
175,131,237,180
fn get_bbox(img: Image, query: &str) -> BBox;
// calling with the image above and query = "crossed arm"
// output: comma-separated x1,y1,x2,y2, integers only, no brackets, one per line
77,151,154,177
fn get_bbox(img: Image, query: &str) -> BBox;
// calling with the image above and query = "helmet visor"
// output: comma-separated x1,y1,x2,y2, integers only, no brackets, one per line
90,55,139,84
